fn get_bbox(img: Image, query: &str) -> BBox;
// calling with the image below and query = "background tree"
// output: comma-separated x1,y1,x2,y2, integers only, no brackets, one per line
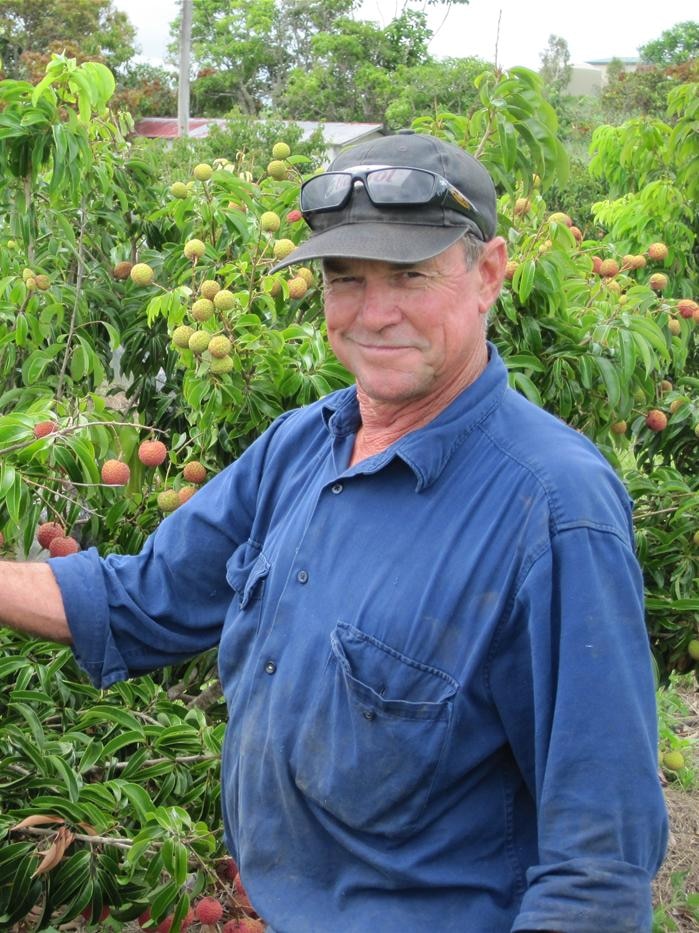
0,0,136,80
639,20,699,65
538,34,572,107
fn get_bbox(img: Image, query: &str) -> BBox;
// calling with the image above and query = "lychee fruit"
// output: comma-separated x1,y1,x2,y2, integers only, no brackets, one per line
667,318,681,336
22,268,35,281
200,280,221,300
113,261,134,280
260,211,281,233
504,260,518,281
267,159,287,180
184,239,206,260
49,535,80,557
647,242,668,261
178,485,197,504
194,897,223,925
157,489,181,512
659,379,672,393
210,355,234,374
101,460,131,486
514,197,530,216
183,461,206,484
234,872,253,913
296,267,314,286
688,639,699,661
649,273,668,292
287,276,308,299
33,421,56,438
286,209,303,223
138,440,167,468
172,325,195,348
662,750,685,772
37,521,65,550
590,256,603,274
213,289,236,311
130,263,155,286
208,335,232,358
677,299,698,319
610,420,627,435
548,211,572,227
272,239,296,261
272,142,291,160
188,331,212,354
193,163,214,181
217,857,238,881
171,181,189,198
569,226,582,242
35,274,50,290
645,409,667,432
599,259,619,278
191,298,215,322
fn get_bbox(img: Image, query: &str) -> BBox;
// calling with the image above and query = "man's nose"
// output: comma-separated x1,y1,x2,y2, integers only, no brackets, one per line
357,278,402,329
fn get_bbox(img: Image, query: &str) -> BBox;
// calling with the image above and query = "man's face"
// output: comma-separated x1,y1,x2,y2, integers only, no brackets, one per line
322,239,505,407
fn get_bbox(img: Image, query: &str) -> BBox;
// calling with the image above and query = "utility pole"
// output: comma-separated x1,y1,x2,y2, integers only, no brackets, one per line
177,0,193,137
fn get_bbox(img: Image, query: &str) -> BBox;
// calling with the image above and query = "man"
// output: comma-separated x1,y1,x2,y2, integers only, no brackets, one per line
2,131,667,932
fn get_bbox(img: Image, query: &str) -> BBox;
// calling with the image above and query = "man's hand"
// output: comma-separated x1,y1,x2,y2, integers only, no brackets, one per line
0,561,71,643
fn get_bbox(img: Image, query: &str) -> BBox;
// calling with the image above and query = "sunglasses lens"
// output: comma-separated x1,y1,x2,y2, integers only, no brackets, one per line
365,168,436,204
301,173,352,212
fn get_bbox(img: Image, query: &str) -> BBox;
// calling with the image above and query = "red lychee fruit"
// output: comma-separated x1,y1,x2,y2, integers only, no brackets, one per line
234,872,253,913
649,272,668,292
677,299,698,319
138,908,151,927
590,256,603,274
218,856,239,881
138,439,168,468
646,409,667,432
286,209,303,223
178,485,197,505
599,259,619,278
37,521,65,550
49,535,80,557
182,461,207,484
113,261,134,280
194,897,224,924
101,459,130,486
33,421,57,438
81,905,110,923
223,920,264,933
154,917,173,933
569,225,582,242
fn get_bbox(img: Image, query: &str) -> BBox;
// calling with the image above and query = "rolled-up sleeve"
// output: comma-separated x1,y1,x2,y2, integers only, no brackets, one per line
491,524,668,933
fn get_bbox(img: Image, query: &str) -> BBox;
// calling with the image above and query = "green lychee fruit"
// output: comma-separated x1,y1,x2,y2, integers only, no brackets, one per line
297,267,314,286
184,239,206,260
272,142,291,160
208,335,232,358
548,212,572,227
22,268,35,281
688,639,699,661
130,263,155,286
171,181,188,198
25,277,37,289
182,461,206,484
188,331,212,354
649,273,668,292
287,276,308,299
273,239,296,261
157,489,181,512
662,750,685,772
209,355,234,374
191,298,215,322
172,325,195,348
667,318,681,336
101,459,130,486
260,211,281,233
213,289,236,311
193,163,213,181
267,160,287,180
200,280,221,300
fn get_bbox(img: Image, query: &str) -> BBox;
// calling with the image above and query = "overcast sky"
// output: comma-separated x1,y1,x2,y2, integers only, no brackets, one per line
112,0,697,71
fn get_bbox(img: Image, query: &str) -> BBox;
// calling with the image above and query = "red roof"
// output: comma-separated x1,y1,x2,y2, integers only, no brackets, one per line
133,117,223,138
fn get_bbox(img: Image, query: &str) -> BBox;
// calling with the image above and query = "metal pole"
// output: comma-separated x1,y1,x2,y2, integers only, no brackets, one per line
177,0,192,137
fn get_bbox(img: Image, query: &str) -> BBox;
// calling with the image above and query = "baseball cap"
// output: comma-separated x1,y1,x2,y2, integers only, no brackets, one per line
270,130,497,272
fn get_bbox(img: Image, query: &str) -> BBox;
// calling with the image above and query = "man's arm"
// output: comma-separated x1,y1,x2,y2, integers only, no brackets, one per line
0,560,72,643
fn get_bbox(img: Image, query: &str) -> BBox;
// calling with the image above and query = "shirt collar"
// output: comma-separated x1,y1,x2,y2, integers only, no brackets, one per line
321,343,509,491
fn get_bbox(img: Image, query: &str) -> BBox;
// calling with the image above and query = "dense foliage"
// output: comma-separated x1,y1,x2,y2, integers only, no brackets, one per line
0,54,697,930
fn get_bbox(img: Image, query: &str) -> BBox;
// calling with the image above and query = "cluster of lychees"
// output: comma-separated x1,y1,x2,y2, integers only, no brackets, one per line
133,883,264,932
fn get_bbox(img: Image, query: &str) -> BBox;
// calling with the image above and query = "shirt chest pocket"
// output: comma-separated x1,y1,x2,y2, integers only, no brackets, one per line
289,621,459,839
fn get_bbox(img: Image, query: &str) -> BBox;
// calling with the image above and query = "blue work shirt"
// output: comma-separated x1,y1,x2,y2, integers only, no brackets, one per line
51,344,667,933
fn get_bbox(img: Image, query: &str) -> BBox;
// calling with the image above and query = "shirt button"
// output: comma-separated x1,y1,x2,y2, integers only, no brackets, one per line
264,661,277,675
362,710,376,721
297,569,309,584
331,483,343,495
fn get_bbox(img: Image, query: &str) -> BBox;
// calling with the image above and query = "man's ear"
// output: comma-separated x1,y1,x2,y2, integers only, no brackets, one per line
477,237,508,313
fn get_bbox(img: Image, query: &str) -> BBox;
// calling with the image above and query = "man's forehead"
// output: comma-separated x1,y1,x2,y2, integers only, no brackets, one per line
323,256,428,274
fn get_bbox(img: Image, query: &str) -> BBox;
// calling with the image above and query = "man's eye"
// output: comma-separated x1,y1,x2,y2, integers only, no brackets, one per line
395,271,425,284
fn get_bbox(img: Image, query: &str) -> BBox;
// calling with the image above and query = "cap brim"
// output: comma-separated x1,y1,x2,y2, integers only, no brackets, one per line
269,221,474,273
